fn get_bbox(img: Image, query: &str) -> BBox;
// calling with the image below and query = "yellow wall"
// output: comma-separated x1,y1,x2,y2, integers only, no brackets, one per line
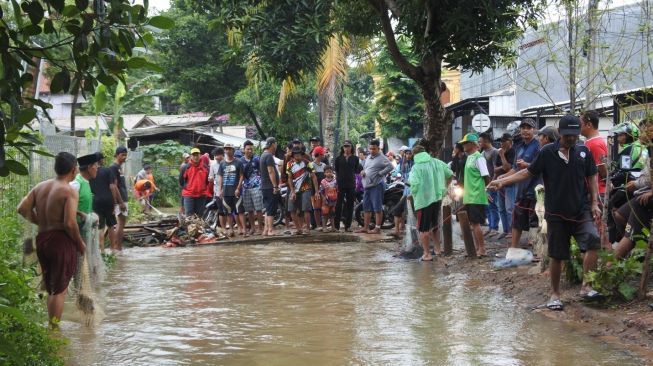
441,68,461,106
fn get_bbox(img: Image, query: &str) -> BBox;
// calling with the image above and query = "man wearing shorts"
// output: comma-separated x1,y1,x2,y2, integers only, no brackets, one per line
460,133,491,257
357,139,394,234
218,143,245,237
259,137,280,236
17,152,86,327
287,147,319,235
489,115,601,310
109,146,128,251
241,140,264,236
503,119,540,248
408,145,453,261
90,153,117,253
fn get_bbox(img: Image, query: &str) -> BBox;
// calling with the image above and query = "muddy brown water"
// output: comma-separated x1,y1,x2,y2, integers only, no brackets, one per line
63,243,644,366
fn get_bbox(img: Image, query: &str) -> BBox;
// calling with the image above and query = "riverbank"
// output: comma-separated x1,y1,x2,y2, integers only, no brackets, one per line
371,230,653,360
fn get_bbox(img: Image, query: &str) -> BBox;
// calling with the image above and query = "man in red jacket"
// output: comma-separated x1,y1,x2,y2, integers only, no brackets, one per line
179,147,209,216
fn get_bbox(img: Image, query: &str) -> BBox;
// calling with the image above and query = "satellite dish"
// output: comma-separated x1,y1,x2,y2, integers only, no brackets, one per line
471,114,491,133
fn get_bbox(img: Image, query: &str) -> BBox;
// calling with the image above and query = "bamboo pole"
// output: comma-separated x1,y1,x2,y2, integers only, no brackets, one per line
443,205,453,255
638,145,653,299
457,210,477,258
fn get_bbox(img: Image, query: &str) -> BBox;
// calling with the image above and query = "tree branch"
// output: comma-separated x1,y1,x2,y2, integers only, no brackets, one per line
367,0,419,80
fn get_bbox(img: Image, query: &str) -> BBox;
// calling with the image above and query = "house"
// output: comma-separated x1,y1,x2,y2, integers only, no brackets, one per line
448,2,653,141
127,114,259,152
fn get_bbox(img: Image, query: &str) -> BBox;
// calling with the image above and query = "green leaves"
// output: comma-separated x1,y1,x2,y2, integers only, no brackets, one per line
75,0,89,11
2,160,29,176
17,108,37,125
148,16,175,29
22,1,45,25
126,57,163,72
50,69,71,93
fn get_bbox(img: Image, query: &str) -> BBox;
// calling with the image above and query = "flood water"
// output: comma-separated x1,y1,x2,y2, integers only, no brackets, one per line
63,243,643,366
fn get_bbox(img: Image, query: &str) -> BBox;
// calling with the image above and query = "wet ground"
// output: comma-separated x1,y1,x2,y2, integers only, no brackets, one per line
62,243,645,366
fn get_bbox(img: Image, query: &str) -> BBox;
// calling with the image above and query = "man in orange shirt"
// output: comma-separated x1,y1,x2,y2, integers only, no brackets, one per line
134,179,157,213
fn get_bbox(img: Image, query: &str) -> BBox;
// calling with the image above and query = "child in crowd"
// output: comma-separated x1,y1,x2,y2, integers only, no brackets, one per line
320,166,338,232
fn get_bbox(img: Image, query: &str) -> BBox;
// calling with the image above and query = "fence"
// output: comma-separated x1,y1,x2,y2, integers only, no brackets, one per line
1,135,101,213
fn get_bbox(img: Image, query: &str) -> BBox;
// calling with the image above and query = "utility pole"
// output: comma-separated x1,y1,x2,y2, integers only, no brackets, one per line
585,0,601,111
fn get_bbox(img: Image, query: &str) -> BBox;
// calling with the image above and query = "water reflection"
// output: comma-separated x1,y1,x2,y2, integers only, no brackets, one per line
63,244,643,366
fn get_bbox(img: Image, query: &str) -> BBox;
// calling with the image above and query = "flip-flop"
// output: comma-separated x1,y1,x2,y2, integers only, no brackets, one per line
580,290,605,302
420,256,434,262
546,299,564,311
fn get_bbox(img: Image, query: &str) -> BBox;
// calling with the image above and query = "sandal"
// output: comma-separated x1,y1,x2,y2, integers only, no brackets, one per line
546,299,564,311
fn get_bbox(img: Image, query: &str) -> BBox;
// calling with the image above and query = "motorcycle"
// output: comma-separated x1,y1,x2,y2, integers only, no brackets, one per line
354,178,406,230
202,197,221,230
273,185,288,227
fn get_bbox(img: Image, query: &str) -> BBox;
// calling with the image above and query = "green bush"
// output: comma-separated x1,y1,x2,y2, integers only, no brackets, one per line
151,171,180,208
564,238,584,284
0,180,63,365
586,239,648,301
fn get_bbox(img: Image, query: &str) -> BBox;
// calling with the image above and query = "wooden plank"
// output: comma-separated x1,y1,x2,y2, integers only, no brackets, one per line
442,205,453,256
457,210,477,258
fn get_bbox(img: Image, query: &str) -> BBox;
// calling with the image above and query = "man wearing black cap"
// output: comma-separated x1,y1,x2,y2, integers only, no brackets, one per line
109,146,128,251
70,154,100,224
489,115,601,310
309,136,329,166
90,152,117,252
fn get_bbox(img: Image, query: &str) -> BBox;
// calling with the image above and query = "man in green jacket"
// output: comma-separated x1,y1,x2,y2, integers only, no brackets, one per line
460,133,491,257
408,145,453,261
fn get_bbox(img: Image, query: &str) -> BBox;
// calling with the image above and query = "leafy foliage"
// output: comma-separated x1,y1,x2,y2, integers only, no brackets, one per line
586,240,648,301
0,0,173,176
140,140,188,167
0,174,63,365
565,238,584,284
140,140,185,208
234,79,318,145
155,3,246,113
373,39,424,140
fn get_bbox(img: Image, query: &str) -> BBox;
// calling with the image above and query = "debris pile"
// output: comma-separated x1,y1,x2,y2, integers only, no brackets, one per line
123,216,227,248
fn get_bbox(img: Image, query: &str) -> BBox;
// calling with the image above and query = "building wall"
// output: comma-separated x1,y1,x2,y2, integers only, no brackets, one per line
461,3,653,113
441,68,461,105
39,93,87,119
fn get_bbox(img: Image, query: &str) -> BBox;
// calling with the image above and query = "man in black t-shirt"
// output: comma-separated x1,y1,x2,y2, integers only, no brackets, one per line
217,143,245,237
495,133,516,239
109,146,128,251
90,152,117,252
489,115,601,311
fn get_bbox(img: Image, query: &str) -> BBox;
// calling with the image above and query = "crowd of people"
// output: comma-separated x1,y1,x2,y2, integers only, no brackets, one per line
15,111,653,325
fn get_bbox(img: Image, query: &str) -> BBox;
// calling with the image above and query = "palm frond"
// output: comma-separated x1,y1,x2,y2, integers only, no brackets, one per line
316,35,349,96
277,76,296,116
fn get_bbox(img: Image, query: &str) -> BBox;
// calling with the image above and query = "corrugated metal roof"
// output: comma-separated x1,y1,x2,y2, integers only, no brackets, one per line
201,132,261,148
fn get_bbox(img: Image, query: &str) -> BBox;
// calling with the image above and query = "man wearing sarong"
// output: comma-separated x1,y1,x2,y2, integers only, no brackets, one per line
17,152,86,327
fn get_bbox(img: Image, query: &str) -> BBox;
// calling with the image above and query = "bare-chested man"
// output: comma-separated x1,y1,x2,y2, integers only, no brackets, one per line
17,152,86,327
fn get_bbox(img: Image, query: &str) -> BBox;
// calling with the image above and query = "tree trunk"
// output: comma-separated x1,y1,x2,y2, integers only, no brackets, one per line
420,82,450,154
319,90,338,153
70,84,80,136
245,105,267,139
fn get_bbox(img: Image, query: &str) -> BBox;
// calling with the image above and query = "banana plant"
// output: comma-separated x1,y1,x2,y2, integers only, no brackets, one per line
91,74,166,144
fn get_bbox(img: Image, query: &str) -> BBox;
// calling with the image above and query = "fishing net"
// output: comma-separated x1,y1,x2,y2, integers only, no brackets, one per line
398,200,422,259
68,213,105,326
